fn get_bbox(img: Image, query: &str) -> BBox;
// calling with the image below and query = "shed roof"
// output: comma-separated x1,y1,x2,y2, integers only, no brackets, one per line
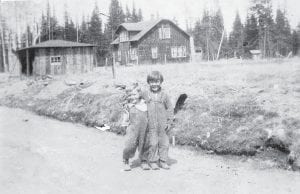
250,50,261,54
111,19,190,45
18,40,95,51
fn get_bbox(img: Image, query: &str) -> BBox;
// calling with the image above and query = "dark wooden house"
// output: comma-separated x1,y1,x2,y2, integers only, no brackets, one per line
17,40,96,76
111,19,191,65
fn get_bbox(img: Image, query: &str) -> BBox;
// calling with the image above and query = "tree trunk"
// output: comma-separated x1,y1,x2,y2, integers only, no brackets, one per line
1,25,7,72
217,29,225,60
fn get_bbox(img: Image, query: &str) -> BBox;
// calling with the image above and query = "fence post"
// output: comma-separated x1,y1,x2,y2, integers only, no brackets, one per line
112,52,116,79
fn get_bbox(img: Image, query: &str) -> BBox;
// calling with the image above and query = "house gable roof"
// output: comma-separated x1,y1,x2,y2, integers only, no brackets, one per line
17,40,95,51
111,19,190,45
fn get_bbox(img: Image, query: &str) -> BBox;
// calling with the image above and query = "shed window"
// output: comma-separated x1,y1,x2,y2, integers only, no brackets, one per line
159,24,171,39
151,47,158,59
50,56,61,64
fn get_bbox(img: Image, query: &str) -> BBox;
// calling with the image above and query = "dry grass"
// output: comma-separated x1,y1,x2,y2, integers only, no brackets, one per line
0,57,300,165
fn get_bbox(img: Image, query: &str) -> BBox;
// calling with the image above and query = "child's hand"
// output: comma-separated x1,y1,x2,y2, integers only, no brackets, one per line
165,124,172,135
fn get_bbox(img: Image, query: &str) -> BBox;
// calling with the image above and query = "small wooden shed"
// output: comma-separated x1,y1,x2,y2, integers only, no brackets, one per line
249,50,261,60
17,40,96,76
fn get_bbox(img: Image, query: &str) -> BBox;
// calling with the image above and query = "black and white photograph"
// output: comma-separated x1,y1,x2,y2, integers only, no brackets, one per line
0,0,300,193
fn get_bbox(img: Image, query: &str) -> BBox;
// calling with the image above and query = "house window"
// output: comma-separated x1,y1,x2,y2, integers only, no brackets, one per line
159,24,171,39
151,47,158,59
182,46,187,57
171,46,187,58
171,47,177,58
50,56,61,65
177,47,183,58
119,31,129,42
130,48,137,60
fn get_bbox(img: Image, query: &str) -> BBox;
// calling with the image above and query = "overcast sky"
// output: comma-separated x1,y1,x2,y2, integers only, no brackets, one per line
3,0,300,31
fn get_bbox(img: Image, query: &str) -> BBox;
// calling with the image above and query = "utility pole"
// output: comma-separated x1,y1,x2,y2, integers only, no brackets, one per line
26,26,30,76
76,23,79,42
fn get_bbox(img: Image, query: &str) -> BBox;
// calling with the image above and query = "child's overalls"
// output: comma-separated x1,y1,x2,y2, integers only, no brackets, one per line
123,106,149,161
142,90,173,163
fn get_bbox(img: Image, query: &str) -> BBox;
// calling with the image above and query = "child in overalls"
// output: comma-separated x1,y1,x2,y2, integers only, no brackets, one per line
141,71,174,170
122,88,151,171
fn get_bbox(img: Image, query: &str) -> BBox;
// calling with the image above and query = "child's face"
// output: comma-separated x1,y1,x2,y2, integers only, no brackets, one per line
149,80,161,92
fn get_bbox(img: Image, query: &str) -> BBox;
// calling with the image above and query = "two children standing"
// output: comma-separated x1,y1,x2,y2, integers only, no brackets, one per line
122,71,174,171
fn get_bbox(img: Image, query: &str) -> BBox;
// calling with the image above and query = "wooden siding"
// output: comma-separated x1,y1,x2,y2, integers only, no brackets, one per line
118,40,130,65
137,21,190,64
114,21,190,65
32,47,94,75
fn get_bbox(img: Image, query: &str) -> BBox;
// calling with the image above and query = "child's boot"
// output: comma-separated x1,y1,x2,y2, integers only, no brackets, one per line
123,159,131,171
159,161,170,170
149,162,160,170
141,161,150,170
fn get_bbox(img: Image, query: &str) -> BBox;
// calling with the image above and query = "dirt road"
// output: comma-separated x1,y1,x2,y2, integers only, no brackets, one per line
1,107,300,194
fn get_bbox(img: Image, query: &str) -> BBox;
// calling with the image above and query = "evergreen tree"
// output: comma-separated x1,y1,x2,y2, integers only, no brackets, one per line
125,4,131,22
194,8,225,60
108,0,125,40
68,20,77,41
250,0,276,57
243,14,259,58
274,9,292,56
228,12,244,58
63,4,68,39
89,3,104,64
291,30,299,56
89,3,102,43
192,19,202,48
50,6,62,40
201,9,211,60
131,2,139,22
292,23,300,56
62,3,77,42
39,1,63,41
102,24,111,56
40,1,52,41
46,0,51,40
40,12,49,41
138,8,143,22
79,15,89,43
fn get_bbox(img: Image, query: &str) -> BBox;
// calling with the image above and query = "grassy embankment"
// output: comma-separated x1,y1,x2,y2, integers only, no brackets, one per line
1,58,300,168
